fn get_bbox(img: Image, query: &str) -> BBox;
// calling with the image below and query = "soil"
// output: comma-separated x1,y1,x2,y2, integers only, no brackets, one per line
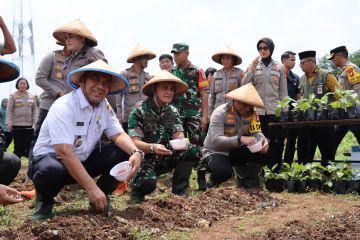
1,168,360,239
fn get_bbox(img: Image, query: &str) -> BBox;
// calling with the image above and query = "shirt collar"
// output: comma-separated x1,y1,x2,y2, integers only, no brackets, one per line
76,88,92,110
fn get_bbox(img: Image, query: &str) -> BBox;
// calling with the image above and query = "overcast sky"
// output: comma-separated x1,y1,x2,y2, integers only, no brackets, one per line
0,0,359,98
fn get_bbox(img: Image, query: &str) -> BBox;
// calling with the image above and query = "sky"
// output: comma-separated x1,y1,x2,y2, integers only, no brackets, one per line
0,0,359,98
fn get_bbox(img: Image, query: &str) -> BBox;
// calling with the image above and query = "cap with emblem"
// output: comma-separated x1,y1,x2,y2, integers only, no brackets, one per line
0,56,20,83
327,46,348,60
212,46,242,66
127,44,156,63
225,83,264,108
53,19,98,47
142,70,188,97
171,43,189,53
298,50,316,60
67,59,129,95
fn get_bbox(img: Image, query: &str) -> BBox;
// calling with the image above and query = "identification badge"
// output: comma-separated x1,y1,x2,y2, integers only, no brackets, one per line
316,84,323,95
214,79,222,92
227,83,237,91
76,122,84,126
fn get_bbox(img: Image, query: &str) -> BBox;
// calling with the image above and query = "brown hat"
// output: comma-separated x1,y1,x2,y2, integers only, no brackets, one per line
0,56,20,83
67,60,129,95
142,70,188,97
127,44,156,63
53,19,98,47
212,46,242,66
225,83,264,108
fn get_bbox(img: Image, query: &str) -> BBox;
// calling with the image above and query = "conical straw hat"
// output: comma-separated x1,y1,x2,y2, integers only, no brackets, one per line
53,19,97,47
212,46,242,66
0,56,20,83
127,44,156,63
67,60,129,95
225,83,264,108
142,70,188,97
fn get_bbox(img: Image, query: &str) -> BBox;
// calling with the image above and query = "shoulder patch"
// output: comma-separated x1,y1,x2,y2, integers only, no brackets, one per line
346,64,360,86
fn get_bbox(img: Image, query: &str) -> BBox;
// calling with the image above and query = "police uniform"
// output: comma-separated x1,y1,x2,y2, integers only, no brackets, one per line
242,59,287,169
7,90,37,158
328,46,360,150
32,48,70,149
209,67,244,116
203,84,266,188
297,50,339,165
116,66,151,128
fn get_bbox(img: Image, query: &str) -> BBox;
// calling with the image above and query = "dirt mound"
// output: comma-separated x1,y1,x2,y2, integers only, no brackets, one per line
265,211,360,240
0,187,278,239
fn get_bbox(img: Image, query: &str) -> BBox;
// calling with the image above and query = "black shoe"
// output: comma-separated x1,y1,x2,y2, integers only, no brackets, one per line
197,171,207,191
129,193,145,204
32,198,54,222
237,178,261,189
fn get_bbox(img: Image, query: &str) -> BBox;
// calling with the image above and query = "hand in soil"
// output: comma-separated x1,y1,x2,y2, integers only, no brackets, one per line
0,184,24,205
88,187,107,212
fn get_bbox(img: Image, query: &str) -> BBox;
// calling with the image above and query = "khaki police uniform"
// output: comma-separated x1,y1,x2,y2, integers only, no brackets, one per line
209,67,244,117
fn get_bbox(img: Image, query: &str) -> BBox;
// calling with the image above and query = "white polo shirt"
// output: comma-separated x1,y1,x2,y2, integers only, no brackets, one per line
33,88,124,161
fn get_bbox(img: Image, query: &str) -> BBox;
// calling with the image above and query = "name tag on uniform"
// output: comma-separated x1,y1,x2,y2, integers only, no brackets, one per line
317,84,323,95
76,122,84,126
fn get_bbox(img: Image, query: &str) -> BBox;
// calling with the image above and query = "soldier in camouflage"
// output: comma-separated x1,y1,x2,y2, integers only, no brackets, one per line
171,43,209,191
128,70,200,204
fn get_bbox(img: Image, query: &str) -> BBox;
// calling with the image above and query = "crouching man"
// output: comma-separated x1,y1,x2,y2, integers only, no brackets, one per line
28,60,143,221
128,70,201,203
203,83,269,188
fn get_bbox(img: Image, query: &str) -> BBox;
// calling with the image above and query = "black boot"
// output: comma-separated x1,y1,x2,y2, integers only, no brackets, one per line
32,196,54,222
197,170,207,191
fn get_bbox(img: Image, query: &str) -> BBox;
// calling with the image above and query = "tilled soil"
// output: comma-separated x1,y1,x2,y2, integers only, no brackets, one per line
0,187,278,239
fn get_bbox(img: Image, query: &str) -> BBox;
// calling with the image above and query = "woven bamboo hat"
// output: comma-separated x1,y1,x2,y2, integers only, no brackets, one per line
53,19,97,47
127,44,156,63
225,83,264,108
0,56,20,83
212,46,242,66
67,60,129,95
142,70,188,97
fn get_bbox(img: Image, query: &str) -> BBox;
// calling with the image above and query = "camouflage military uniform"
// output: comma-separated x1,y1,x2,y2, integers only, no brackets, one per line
171,62,208,167
128,99,200,197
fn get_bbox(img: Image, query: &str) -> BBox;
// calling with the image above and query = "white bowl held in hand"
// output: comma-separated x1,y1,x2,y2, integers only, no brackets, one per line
169,138,188,150
247,141,262,153
110,161,131,181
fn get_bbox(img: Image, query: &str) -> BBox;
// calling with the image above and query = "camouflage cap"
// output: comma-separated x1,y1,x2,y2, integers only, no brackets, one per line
171,43,189,53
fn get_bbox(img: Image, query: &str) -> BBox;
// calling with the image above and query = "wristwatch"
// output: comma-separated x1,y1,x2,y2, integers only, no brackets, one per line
132,149,144,160
149,144,155,154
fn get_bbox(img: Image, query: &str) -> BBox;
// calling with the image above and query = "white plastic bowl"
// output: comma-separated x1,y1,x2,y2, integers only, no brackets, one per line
169,138,188,150
247,141,263,153
110,161,131,181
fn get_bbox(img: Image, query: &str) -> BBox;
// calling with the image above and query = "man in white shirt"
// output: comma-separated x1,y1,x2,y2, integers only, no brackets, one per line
28,60,143,221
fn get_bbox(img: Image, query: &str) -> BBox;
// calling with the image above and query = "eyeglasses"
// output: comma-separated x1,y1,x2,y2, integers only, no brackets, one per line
299,59,312,66
258,46,269,52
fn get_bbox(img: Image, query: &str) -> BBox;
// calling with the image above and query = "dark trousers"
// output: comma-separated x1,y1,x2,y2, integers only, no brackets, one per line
259,115,284,170
283,128,298,164
334,125,360,151
3,131,12,151
0,152,21,185
31,108,48,149
12,126,34,158
297,126,335,165
205,146,266,186
28,143,129,200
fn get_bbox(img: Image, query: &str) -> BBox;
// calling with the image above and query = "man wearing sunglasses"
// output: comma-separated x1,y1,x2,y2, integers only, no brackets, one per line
328,46,360,152
242,37,287,171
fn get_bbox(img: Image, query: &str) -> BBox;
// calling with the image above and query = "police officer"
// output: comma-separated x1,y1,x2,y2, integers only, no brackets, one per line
242,37,287,170
281,51,301,164
128,70,200,203
159,53,174,72
32,41,71,149
28,60,143,221
298,50,339,165
53,19,106,81
209,46,244,117
116,44,155,132
203,83,269,188
328,46,360,150
0,56,21,188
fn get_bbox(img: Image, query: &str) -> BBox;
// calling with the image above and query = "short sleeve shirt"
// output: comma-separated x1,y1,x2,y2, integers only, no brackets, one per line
33,88,123,161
